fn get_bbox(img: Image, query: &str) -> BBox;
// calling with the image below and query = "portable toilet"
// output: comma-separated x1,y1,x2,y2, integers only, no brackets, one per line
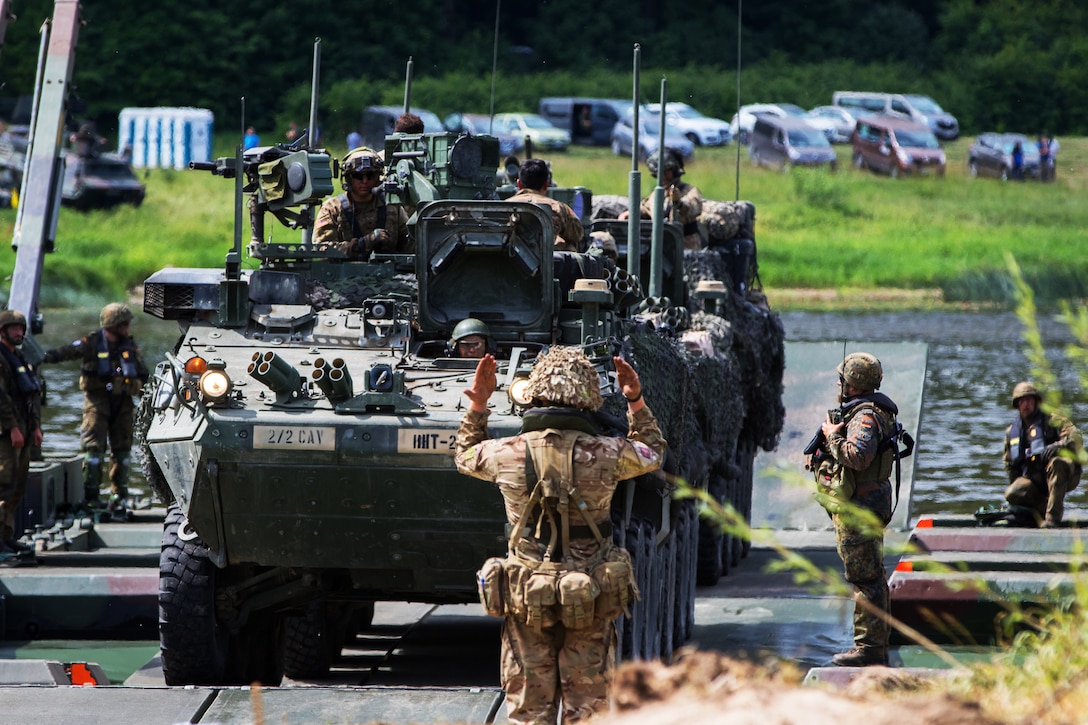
118,107,214,169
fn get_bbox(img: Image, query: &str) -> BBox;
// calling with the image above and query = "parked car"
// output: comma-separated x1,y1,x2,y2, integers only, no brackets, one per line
806,105,856,144
491,112,570,152
851,116,946,177
967,132,1041,181
832,91,959,140
643,102,731,146
537,97,628,146
609,107,695,161
443,112,523,157
728,103,807,144
361,105,444,148
748,116,837,171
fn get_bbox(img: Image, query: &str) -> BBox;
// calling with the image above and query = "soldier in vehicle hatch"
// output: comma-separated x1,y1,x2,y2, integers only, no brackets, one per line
314,146,413,258
41,303,149,519
455,347,665,724
0,309,42,558
811,352,898,667
619,148,704,250
1002,381,1082,528
508,158,584,251
449,318,493,359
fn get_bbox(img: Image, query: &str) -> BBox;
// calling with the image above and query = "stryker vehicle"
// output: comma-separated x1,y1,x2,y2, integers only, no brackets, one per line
139,55,783,687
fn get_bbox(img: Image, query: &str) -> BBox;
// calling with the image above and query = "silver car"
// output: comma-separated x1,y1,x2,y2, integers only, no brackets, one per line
806,106,856,144
610,108,695,161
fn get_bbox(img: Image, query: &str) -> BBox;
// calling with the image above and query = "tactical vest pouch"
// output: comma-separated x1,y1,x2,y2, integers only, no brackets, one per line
557,570,599,630
591,546,637,621
814,463,855,515
524,571,559,630
476,557,506,618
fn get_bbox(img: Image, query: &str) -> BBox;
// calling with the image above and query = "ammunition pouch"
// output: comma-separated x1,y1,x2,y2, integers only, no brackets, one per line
476,557,507,618
814,462,854,515
557,570,599,630
524,569,560,631
591,545,638,621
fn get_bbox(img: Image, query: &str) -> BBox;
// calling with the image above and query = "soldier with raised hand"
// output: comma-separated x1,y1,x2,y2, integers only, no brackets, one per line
815,352,898,667
455,347,665,724
314,146,413,258
1002,381,1082,528
41,303,149,519
0,309,42,557
509,158,585,252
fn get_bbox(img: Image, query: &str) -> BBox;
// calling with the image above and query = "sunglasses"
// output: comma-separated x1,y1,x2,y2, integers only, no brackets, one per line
350,170,379,181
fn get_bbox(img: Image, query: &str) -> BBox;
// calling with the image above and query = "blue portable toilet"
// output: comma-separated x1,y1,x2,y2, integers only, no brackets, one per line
118,107,214,169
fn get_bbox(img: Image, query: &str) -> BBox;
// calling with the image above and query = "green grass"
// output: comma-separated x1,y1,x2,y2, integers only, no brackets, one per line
2,137,1087,308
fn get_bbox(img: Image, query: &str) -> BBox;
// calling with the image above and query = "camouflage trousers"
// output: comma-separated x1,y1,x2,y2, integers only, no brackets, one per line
1005,457,1081,524
501,615,615,725
80,392,135,498
832,480,892,653
0,434,32,536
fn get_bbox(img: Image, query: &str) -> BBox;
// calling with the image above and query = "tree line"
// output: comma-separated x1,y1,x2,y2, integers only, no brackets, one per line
0,0,1082,144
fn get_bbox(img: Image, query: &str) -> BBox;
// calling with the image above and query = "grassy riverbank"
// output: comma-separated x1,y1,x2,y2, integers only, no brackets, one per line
2,136,1086,310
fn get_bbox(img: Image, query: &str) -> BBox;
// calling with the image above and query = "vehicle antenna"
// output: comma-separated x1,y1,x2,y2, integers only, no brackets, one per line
734,0,743,201
488,0,500,134
403,56,413,114
626,44,641,279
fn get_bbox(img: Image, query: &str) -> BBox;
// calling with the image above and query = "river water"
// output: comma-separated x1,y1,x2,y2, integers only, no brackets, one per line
29,307,1088,520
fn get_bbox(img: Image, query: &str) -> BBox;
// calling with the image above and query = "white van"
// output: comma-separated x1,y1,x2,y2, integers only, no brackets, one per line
832,91,958,140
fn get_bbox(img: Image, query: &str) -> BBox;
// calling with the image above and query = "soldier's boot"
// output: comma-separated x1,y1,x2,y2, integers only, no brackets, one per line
0,525,33,557
107,451,133,521
1044,459,1074,528
831,646,888,667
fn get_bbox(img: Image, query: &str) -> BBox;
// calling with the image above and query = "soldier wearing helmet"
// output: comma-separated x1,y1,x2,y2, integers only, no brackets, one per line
813,351,900,667
313,146,413,259
41,303,149,519
508,158,585,251
1002,381,1082,528
455,348,665,723
619,148,704,250
449,318,493,359
0,308,42,557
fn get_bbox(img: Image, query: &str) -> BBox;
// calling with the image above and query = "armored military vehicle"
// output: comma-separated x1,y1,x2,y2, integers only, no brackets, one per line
138,66,783,686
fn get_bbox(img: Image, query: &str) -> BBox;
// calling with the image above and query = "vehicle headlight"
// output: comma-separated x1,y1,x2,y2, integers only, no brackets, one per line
508,377,533,407
199,369,232,403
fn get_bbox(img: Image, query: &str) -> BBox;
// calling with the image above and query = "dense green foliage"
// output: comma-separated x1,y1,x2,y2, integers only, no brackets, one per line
0,0,1083,144
2,136,1085,309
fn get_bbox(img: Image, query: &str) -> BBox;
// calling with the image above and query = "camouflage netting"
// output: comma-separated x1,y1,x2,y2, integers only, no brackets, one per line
699,200,755,247
306,272,417,311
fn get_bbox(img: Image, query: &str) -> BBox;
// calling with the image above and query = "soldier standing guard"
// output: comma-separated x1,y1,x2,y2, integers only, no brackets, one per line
0,309,43,557
41,303,149,519
455,347,665,724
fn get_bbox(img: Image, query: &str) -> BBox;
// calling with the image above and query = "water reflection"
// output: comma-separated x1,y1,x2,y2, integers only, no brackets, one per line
32,308,1088,519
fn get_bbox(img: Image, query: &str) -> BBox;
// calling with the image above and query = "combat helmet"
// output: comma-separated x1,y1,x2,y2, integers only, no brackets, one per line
837,352,882,392
1011,381,1042,408
449,318,493,349
340,146,384,190
0,309,27,331
524,346,603,412
100,302,133,329
647,148,685,179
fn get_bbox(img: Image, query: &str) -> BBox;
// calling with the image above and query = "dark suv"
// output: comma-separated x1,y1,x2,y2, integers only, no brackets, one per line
967,133,1040,181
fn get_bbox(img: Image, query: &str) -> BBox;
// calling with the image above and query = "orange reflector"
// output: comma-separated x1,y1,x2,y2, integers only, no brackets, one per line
916,518,934,528
895,561,914,572
185,357,208,375
69,662,98,686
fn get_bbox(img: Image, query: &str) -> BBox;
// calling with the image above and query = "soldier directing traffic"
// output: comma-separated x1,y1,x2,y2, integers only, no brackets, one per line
0,309,43,559
313,146,413,258
455,347,666,724
810,352,900,667
1002,381,1082,528
41,303,149,519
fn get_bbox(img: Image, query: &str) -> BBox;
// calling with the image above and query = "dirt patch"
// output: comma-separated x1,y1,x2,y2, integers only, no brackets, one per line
590,650,1002,725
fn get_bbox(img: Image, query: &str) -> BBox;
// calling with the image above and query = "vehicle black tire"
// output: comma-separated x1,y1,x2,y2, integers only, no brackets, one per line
283,600,337,679
159,504,228,685
227,608,285,686
696,474,728,586
738,130,749,145
686,133,700,146
852,151,864,169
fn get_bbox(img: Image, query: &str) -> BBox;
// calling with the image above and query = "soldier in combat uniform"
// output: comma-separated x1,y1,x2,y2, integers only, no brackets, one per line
814,352,898,667
1002,381,1082,528
620,148,704,250
455,347,665,724
0,310,42,556
313,146,413,258
42,303,149,518
509,158,585,251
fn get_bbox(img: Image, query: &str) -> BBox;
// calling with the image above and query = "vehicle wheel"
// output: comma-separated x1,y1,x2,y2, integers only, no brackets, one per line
968,160,979,178
159,504,228,685
829,159,838,173
852,151,864,170
738,130,749,145
686,132,700,146
611,138,622,156
159,504,284,686
283,600,338,679
696,474,729,586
